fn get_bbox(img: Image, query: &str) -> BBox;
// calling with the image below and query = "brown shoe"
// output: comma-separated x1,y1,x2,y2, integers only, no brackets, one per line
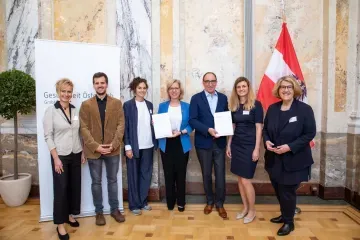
216,207,228,219
95,213,106,226
111,209,125,223
203,204,214,215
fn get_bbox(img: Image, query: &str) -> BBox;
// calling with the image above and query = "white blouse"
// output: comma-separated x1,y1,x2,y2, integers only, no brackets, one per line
136,100,154,149
168,105,182,131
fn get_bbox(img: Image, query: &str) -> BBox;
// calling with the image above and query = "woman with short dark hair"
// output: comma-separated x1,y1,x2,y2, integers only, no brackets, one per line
123,77,157,215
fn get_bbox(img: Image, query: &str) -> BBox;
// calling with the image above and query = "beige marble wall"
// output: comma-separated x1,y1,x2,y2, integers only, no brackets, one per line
54,0,106,43
334,0,349,112
254,0,323,131
160,0,173,100
183,0,244,100
181,0,244,183
0,0,6,72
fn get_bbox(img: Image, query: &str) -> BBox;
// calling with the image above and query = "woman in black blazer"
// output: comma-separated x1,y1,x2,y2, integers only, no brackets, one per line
263,76,316,236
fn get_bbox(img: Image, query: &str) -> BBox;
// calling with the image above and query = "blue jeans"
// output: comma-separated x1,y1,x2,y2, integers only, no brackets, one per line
126,148,154,210
88,155,120,213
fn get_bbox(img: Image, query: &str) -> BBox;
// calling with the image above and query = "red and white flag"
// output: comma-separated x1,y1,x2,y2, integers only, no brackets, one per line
257,22,315,148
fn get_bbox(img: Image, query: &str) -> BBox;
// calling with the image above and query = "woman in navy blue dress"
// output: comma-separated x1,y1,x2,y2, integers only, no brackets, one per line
226,77,263,224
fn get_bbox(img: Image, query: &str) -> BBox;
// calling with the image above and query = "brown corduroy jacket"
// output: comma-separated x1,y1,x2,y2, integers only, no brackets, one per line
79,95,125,159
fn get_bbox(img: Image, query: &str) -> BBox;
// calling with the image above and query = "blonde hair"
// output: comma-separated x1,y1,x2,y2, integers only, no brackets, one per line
166,79,184,100
55,78,74,96
229,77,256,111
272,75,302,99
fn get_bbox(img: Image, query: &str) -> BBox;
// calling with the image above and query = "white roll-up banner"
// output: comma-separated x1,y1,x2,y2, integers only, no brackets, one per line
35,39,123,222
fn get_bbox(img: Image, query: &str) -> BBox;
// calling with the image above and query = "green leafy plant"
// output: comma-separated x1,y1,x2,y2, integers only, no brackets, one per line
0,69,36,180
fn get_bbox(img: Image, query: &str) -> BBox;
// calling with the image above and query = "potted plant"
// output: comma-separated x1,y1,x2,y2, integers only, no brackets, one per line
0,69,36,207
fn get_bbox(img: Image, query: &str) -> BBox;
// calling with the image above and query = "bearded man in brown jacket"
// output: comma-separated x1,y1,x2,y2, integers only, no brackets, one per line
80,72,125,226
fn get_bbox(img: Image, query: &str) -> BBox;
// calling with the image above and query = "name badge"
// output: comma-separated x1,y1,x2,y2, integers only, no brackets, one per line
289,116,297,123
149,109,152,114
73,116,79,121
243,111,250,115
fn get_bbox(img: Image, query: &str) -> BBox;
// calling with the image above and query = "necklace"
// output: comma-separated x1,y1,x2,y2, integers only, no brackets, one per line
60,103,69,110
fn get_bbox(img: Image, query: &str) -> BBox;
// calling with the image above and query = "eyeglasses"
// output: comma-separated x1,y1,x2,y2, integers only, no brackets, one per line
280,85,293,90
169,87,180,91
203,80,217,84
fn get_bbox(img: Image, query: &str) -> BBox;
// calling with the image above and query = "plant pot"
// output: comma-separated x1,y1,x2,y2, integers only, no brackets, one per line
0,173,32,207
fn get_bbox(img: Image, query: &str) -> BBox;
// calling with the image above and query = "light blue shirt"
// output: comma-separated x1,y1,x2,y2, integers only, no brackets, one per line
204,90,218,115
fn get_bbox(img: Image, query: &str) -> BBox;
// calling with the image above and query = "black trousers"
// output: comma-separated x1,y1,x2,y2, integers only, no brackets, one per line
196,142,226,208
51,152,82,224
271,179,299,224
160,137,189,209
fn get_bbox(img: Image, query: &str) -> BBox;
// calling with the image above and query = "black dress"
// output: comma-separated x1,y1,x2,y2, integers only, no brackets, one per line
230,100,263,179
266,110,310,185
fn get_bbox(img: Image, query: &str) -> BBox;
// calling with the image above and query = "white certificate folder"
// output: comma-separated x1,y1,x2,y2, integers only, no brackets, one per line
214,111,234,137
152,113,173,139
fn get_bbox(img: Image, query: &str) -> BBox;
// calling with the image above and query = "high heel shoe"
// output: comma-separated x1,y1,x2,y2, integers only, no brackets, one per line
57,226,69,240
66,219,80,227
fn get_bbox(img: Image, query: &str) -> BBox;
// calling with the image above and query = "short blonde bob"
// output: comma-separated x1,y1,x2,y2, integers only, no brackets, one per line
55,78,74,96
166,79,184,100
272,75,302,99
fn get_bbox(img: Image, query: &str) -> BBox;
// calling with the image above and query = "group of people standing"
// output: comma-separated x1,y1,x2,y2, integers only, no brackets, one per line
43,71,316,239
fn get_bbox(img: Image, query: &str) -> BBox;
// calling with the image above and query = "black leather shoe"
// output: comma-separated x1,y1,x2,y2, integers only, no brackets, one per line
270,215,284,224
178,206,185,212
57,227,69,240
277,223,295,236
66,219,80,227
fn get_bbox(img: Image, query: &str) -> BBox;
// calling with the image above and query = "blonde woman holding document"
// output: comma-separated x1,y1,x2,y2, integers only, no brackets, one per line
158,80,192,211
226,77,263,224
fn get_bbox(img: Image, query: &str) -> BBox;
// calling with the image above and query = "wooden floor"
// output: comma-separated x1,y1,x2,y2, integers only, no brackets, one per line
0,199,360,240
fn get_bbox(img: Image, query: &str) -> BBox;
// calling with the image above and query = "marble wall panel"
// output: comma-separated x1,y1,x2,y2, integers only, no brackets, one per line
160,0,173,101
334,0,349,112
54,0,106,43
320,133,347,187
183,0,244,101
346,133,357,190
6,0,39,76
116,0,152,102
0,0,6,72
1,134,39,184
38,0,53,39
254,0,323,131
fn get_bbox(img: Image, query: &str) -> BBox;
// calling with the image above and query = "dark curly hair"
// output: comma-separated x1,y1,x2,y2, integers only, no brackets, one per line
128,77,148,93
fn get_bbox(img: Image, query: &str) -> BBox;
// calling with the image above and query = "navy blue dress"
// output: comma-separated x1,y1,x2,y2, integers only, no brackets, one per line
230,100,263,179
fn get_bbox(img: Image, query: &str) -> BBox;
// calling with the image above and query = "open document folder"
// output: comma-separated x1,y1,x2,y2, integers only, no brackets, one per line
214,111,234,137
152,113,173,139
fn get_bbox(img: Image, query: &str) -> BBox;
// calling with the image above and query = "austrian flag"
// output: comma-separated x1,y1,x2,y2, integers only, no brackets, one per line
257,22,315,148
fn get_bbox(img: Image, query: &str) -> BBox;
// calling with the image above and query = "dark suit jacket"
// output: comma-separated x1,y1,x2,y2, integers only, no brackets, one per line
263,99,316,172
189,91,229,149
123,98,157,159
79,95,125,159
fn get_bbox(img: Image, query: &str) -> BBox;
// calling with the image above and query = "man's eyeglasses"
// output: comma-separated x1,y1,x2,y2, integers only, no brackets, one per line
203,80,217,84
